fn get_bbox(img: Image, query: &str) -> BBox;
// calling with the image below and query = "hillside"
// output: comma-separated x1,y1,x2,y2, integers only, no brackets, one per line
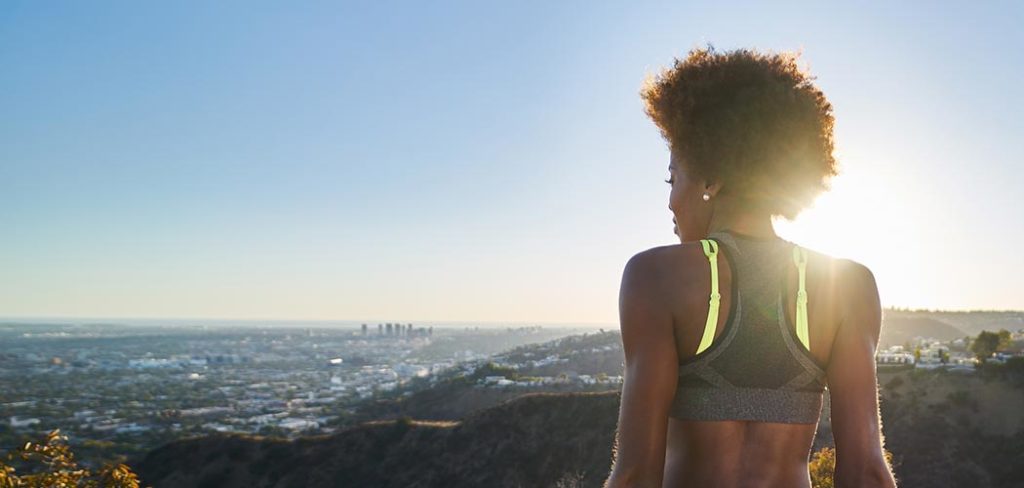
133,391,620,488
878,315,966,348
340,331,624,425
132,362,1024,488
344,314,969,426
875,363,1024,487
884,309,1024,338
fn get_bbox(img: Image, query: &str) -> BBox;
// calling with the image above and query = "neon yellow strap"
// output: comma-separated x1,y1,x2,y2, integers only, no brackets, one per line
695,239,721,355
792,245,810,351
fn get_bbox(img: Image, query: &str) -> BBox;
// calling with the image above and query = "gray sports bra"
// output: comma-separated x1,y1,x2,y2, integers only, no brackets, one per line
669,229,828,424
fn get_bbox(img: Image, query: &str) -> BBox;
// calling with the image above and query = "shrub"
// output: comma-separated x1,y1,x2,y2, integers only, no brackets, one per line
0,428,146,487
808,446,836,488
808,446,895,488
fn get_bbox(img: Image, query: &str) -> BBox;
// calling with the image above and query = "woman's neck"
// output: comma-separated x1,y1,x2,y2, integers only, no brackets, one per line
708,207,778,240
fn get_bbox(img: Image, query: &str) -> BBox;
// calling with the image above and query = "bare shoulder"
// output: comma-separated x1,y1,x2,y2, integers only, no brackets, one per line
622,243,700,279
835,258,878,291
637,241,713,265
830,256,883,347
795,244,853,275
619,243,703,317
833,258,880,315
790,246,880,336
795,246,876,299
620,246,670,304
623,245,668,273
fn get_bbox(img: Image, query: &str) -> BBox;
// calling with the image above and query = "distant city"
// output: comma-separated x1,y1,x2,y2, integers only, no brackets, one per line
0,321,598,463
2,310,1022,469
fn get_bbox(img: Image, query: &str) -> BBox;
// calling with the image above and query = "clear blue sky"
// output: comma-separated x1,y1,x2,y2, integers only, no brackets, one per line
2,1,1021,324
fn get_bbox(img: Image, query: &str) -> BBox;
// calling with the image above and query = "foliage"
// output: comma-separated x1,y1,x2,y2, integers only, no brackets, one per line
0,429,147,488
395,416,414,429
808,446,895,488
970,329,1012,361
975,355,1024,387
808,447,836,488
469,361,519,381
997,330,1012,349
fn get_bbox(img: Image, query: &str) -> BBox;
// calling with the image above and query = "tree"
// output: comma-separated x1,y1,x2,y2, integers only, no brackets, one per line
0,429,146,487
971,331,1002,361
997,329,1012,350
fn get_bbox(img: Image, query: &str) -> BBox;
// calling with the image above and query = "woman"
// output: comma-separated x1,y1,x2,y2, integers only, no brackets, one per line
604,46,897,488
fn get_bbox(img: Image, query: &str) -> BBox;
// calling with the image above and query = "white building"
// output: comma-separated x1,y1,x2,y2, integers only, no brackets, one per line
279,418,318,431
9,416,41,428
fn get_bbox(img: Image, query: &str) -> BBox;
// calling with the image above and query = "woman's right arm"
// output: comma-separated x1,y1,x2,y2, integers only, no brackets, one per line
826,260,898,488
604,250,678,488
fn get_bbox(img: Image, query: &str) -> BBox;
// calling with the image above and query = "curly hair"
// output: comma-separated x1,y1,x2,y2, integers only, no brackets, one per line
641,44,838,220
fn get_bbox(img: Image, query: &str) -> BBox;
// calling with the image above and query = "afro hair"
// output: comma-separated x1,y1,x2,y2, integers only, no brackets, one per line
641,43,839,220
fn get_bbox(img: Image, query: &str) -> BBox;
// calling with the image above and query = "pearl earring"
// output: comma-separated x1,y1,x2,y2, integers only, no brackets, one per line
702,193,711,201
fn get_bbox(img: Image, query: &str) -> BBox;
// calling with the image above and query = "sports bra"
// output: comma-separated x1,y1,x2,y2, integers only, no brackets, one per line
669,229,828,424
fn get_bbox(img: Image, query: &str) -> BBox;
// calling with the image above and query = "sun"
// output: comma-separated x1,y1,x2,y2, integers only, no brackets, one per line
773,159,928,309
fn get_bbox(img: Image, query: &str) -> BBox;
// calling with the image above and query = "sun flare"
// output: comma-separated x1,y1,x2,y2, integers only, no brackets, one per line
773,158,927,309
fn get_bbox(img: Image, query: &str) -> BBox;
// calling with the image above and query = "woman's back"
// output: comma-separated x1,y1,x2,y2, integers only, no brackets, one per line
670,229,831,422
665,420,818,487
658,228,846,487
606,229,892,488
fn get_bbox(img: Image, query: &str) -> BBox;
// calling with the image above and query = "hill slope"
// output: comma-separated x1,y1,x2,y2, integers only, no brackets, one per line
133,364,1024,488
133,392,620,488
879,315,966,348
883,310,1022,338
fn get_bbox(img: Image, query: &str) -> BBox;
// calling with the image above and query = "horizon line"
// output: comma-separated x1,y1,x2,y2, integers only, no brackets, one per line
2,306,1023,327
0,315,616,328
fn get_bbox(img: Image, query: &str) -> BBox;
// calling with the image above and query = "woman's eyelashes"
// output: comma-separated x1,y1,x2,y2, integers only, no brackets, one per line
664,177,674,185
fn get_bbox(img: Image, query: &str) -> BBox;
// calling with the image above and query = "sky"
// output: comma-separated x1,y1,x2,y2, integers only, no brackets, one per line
2,1,1022,325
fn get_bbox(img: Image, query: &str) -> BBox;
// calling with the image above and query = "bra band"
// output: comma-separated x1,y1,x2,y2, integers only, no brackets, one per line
695,239,721,355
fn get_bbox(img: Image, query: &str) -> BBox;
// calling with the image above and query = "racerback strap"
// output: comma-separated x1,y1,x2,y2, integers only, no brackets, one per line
793,245,810,351
694,239,811,354
695,239,721,354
